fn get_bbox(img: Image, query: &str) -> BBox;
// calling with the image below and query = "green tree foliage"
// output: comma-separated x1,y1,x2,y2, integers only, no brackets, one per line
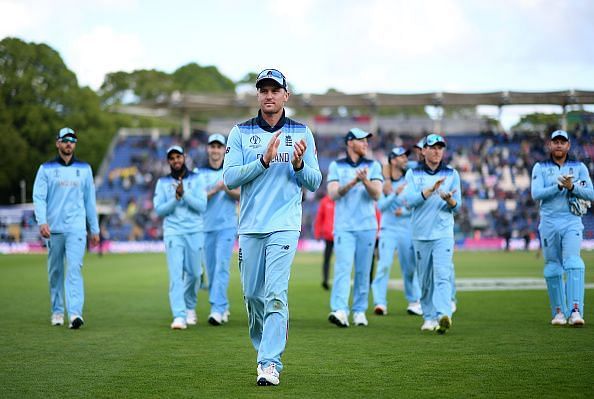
172,63,235,93
0,37,117,204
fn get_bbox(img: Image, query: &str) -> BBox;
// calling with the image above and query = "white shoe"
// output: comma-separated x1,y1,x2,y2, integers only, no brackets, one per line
353,312,368,326
186,309,197,325
328,310,349,327
437,315,452,334
551,312,567,326
421,320,438,331
451,302,457,313
407,302,423,316
257,363,280,386
374,304,387,316
171,317,187,330
51,313,64,326
222,310,230,323
208,312,223,326
68,315,84,329
568,311,585,327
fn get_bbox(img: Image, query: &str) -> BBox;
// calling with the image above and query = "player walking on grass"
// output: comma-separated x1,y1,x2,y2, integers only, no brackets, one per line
403,134,461,334
223,69,321,386
33,127,100,329
195,133,240,326
371,147,422,317
154,146,207,330
531,130,593,326
327,128,383,328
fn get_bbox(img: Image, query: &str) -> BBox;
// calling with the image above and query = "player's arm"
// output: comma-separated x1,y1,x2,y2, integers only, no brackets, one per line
153,178,178,217
360,161,383,201
377,192,397,212
327,161,354,200
221,183,241,200
569,163,594,201
183,175,207,213
223,127,273,189
531,163,561,201
32,165,50,238
402,169,424,208
293,128,322,192
440,170,462,213
83,165,100,236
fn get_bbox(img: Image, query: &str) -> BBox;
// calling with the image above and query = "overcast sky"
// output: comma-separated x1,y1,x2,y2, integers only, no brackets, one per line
2,0,593,127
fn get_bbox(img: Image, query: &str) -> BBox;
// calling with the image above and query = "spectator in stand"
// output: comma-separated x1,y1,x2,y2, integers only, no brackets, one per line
313,192,335,290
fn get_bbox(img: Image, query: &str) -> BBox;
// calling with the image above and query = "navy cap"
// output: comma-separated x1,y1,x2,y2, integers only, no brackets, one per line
57,127,77,142
388,147,410,160
345,128,372,142
208,133,226,145
424,134,446,147
551,130,569,141
256,68,287,90
166,145,184,156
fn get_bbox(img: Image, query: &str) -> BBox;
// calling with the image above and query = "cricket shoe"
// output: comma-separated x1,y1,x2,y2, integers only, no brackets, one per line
171,317,187,330
420,320,438,331
328,310,349,327
550,312,567,326
51,313,64,326
186,309,197,325
257,363,280,386
222,310,230,323
568,310,585,327
69,315,84,330
208,312,223,326
407,302,423,316
374,304,387,316
436,315,452,334
353,312,368,326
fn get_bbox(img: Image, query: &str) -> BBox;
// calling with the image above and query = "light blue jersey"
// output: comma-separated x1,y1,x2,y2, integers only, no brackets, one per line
153,171,207,235
223,115,322,234
378,177,411,233
327,156,384,231
531,159,594,229
403,162,462,240
33,157,99,235
195,165,238,232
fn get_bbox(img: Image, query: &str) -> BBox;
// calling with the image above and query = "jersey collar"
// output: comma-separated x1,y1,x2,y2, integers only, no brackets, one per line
257,109,286,132
422,161,446,175
55,155,77,166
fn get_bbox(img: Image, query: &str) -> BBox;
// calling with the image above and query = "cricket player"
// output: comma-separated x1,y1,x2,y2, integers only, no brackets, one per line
403,134,461,334
154,145,207,330
33,127,100,329
195,133,240,326
223,68,321,386
531,130,594,326
327,128,383,328
371,147,422,316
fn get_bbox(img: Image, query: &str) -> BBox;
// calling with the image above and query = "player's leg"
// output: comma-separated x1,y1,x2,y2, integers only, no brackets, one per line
203,231,217,296
431,238,454,320
396,231,421,306
257,230,299,374
322,239,333,289
64,232,87,328
210,227,236,316
239,234,266,350
330,230,356,314
450,263,457,312
47,234,66,322
371,230,397,313
183,232,203,318
562,227,585,325
164,235,187,325
352,229,377,324
540,227,566,320
413,240,437,323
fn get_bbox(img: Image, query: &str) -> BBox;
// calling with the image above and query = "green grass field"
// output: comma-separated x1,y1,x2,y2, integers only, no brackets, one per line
1,250,593,398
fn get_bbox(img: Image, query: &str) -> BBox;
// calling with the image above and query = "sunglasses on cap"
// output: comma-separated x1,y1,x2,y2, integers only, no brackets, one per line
425,134,446,147
59,137,77,143
256,69,287,89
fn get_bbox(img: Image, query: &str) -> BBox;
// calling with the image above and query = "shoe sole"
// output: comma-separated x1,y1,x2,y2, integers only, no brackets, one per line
328,314,348,328
208,317,222,326
436,316,451,334
69,318,84,330
257,377,279,386
407,309,422,316
569,320,585,327
374,307,387,316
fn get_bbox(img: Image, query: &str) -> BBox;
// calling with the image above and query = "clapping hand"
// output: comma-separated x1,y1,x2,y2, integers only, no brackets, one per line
557,174,574,190
175,176,184,200
292,139,306,170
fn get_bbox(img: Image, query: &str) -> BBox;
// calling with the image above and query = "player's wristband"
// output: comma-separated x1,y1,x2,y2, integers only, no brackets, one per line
260,157,270,169
293,160,304,172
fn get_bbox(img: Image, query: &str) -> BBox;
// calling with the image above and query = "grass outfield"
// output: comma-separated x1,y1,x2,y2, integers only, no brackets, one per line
0,250,593,398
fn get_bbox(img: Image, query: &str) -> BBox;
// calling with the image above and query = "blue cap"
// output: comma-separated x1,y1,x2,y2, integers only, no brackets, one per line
208,133,226,145
551,130,569,141
57,127,77,142
256,68,287,90
166,145,184,156
389,147,410,160
424,134,446,147
415,138,425,149
345,128,372,142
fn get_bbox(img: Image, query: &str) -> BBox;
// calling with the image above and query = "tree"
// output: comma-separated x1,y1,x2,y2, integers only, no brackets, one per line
0,37,117,204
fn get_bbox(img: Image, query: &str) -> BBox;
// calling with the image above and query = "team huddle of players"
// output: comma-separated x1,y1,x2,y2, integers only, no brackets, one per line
33,69,593,387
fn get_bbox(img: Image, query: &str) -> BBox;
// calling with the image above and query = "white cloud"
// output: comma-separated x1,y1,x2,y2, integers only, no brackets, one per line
0,0,45,37
67,26,145,89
